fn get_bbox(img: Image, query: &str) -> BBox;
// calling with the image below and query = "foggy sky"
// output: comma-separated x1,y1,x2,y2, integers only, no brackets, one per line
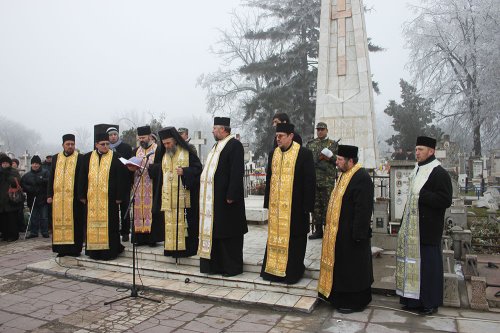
0,0,417,149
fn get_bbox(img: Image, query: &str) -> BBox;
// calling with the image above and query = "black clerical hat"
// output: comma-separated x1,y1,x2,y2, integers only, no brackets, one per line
158,127,175,140
62,134,75,143
94,124,113,142
214,117,230,127
337,145,358,159
275,123,294,134
416,136,436,149
95,132,108,142
137,125,151,136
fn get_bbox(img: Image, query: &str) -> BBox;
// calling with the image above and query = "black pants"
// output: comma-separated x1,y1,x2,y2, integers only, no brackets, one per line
400,244,443,309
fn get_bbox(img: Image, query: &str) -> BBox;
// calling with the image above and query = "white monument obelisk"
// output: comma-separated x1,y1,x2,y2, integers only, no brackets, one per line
315,0,378,168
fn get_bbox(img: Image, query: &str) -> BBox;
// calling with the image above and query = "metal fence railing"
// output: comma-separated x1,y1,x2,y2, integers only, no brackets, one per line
243,166,266,198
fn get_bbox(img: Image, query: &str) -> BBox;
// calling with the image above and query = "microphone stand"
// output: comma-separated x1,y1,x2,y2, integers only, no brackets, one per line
105,152,160,305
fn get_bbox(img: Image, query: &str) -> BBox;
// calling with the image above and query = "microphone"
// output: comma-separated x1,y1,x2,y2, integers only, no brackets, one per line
143,151,154,158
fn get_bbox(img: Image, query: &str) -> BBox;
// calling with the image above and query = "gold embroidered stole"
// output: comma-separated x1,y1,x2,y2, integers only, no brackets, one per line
264,142,300,277
395,159,440,299
318,163,362,298
198,134,234,259
134,143,157,233
52,152,78,245
162,147,190,251
86,150,113,250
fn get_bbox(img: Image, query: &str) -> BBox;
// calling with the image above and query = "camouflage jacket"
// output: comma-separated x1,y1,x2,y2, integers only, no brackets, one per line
306,137,338,186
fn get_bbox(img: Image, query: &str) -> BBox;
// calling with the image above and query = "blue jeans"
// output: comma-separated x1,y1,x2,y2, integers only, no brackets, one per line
30,204,49,236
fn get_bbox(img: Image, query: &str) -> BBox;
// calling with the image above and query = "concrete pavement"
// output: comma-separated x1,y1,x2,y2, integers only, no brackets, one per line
1,236,499,333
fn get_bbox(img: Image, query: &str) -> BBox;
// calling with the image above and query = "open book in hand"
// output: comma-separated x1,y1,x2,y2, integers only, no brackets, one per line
119,156,142,168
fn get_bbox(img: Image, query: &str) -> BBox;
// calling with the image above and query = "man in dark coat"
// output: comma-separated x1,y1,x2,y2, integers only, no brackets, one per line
198,117,248,276
22,155,50,238
0,154,23,242
396,136,452,315
47,134,84,257
107,125,133,242
148,127,202,257
78,128,127,260
318,145,374,313
261,123,316,284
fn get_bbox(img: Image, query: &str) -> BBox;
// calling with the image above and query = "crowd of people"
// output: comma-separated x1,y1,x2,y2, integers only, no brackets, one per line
0,114,451,316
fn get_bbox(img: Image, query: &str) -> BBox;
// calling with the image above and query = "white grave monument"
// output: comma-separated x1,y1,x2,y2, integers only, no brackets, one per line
315,0,377,168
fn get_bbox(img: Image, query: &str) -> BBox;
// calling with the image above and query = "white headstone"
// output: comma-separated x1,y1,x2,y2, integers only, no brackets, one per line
315,0,378,168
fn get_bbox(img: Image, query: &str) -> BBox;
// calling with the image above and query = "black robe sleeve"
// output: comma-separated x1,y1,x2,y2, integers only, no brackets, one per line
263,151,274,209
78,153,90,201
301,148,316,213
181,152,202,190
226,139,245,202
351,170,374,241
419,166,453,210
47,154,57,199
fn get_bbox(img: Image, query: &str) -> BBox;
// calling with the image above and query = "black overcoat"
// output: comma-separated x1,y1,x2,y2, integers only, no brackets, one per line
417,156,452,245
148,149,202,253
263,145,316,235
78,150,127,260
210,138,248,238
331,167,374,293
261,145,316,284
48,152,85,255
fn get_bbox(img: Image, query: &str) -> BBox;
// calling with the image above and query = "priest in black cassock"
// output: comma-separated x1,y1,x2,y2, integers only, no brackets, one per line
148,127,202,257
198,117,248,277
126,125,160,246
318,145,374,313
261,123,315,284
396,136,452,315
47,134,84,257
107,125,133,242
78,127,127,260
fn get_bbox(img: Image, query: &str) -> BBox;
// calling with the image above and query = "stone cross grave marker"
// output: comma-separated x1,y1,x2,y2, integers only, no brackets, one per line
191,131,206,160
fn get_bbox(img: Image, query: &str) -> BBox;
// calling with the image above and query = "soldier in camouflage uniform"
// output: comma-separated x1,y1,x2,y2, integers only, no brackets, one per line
305,122,338,239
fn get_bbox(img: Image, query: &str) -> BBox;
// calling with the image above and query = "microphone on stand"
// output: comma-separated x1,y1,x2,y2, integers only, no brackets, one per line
143,150,154,159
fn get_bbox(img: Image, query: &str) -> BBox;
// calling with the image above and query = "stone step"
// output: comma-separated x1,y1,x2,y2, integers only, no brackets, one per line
26,258,318,313
121,245,320,279
75,255,318,298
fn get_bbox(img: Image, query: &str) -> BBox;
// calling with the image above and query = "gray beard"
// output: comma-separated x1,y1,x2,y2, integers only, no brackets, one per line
166,146,176,157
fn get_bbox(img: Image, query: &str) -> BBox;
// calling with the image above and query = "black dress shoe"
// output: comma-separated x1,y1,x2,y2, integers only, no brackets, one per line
42,234,50,238
26,234,38,239
122,234,129,242
336,308,355,314
419,307,437,316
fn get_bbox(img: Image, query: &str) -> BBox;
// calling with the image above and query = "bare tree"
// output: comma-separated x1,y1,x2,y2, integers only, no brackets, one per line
197,9,283,127
404,0,500,156
73,126,93,153
0,115,42,156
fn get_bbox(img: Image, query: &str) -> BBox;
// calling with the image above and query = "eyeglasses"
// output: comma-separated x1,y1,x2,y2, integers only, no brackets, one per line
316,128,327,131
275,133,289,139
98,142,110,146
